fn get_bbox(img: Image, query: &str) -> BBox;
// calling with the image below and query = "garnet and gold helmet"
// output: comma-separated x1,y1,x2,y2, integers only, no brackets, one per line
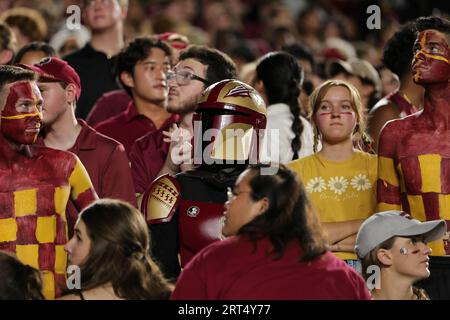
192,79,267,165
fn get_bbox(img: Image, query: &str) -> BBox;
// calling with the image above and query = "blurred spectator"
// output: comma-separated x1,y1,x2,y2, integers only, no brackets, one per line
203,1,243,51
354,41,381,67
326,58,381,114
0,7,48,50
0,251,44,300
60,199,173,300
0,22,16,64
171,164,371,300
155,32,190,64
296,5,326,54
123,0,153,39
152,0,208,46
376,64,400,97
50,25,91,57
238,61,257,86
356,211,446,300
64,0,128,119
226,41,257,73
322,37,357,61
13,41,56,64
348,58,382,112
282,43,322,117
268,25,297,51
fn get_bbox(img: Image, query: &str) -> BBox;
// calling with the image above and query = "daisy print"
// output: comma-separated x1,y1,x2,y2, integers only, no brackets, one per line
351,174,372,191
328,176,348,195
305,177,327,193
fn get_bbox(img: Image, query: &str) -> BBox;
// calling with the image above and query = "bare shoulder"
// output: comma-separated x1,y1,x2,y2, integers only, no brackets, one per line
369,100,399,120
31,145,78,166
382,111,419,133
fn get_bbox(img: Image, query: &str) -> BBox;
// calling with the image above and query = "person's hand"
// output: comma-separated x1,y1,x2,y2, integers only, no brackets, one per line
163,124,193,172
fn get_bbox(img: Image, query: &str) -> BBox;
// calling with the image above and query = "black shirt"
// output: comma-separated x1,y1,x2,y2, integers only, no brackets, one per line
64,43,119,119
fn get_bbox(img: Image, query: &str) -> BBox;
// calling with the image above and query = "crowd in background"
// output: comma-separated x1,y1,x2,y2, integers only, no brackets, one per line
0,0,449,301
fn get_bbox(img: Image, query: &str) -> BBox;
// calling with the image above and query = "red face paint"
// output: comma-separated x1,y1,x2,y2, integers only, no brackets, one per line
413,30,450,84
1,81,42,146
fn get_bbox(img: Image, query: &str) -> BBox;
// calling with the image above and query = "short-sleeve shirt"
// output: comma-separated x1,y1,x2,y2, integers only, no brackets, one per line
171,236,371,300
288,151,378,260
94,101,179,156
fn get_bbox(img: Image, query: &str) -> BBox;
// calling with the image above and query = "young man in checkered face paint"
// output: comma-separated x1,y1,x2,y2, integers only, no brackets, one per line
0,65,97,300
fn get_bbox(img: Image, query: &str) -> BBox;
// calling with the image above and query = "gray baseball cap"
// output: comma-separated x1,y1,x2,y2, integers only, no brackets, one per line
355,211,447,259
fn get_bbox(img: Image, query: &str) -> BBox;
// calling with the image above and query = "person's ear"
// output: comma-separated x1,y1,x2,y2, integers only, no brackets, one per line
120,71,134,88
254,79,268,104
256,197,269,216
65,83,77,105
377,248,393,266
254,79,264,94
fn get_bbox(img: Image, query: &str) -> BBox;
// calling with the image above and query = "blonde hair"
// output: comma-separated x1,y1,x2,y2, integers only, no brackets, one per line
309,80,372,152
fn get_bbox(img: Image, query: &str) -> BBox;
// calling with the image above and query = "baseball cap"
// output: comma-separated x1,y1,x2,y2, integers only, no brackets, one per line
20,57,81,99
348,58,382,95
155,32,189,50
325,59,353,78
355,210,447,259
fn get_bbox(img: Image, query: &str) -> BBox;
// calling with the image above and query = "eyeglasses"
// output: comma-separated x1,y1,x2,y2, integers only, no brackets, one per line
226,187,252,202
166,70,209,86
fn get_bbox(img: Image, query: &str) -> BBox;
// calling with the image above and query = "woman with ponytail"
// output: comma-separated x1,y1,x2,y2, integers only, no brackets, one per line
60,199,172,300
254,51,314,163
288,80,377,270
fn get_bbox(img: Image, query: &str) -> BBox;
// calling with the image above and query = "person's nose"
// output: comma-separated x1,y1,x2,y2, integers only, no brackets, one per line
167,74,178,87
414,49,426,63
64,238,74,254
330,106,341,118
419,242,432,255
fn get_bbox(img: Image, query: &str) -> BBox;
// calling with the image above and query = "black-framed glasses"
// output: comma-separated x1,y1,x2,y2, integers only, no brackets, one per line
166,70,209,86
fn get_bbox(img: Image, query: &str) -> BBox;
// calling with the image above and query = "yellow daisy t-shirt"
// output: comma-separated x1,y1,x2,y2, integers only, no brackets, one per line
288,150,378,260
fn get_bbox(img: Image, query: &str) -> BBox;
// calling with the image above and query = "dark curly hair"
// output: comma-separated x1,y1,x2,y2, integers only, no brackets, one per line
237,164,328,262
382,21,417,80
415,15,450,37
